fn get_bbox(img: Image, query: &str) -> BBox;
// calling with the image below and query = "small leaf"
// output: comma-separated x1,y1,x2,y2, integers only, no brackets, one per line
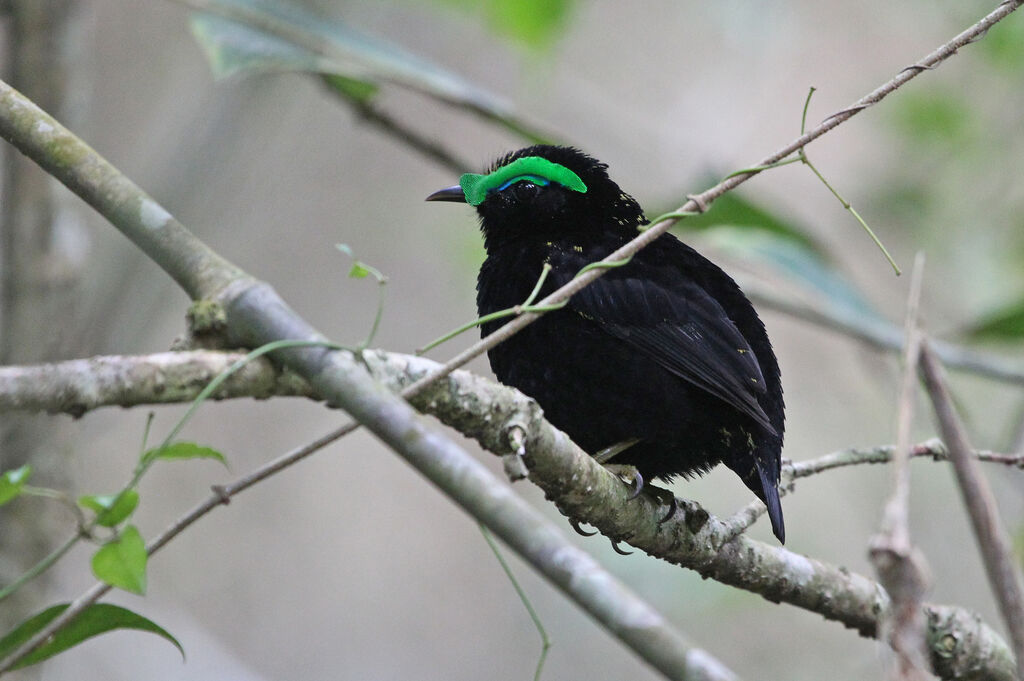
0,466,31,506
348,262,370,279
141,442,228,468
336,243,387,283
91,526,148,595
0,603,183,669
965,298,1024,341
79,490,140,528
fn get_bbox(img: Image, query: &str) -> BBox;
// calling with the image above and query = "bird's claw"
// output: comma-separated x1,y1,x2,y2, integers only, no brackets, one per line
658,494,678,524
610,539,633,555
570,518,597,536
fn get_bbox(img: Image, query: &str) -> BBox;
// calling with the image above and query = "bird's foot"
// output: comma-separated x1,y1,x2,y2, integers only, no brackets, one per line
603,464,644,499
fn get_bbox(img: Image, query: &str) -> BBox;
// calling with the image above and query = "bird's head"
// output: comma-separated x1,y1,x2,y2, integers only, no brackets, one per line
427,145,646,249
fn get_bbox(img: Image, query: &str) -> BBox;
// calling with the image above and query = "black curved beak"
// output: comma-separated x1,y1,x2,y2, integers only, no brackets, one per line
425,185,467,203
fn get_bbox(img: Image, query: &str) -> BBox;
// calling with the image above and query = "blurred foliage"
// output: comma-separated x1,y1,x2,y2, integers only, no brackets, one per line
966,299,1024,341
672,188,822,254
888,89,973,146
661,190,883,326
426,0,576,48
190,0,550,146
702,225,881,322
191,0,520,117
0,465,31,506
978,7,1024,71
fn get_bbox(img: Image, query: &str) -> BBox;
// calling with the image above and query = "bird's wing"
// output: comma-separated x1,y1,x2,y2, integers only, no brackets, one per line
559,264,776,435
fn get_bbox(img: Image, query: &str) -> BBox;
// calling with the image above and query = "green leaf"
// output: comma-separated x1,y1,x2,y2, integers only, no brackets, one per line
79,490,140,528
188,0,516,118
141,442,228,468
965,298,1024,341
0,466,31,506
348,262,370,279
434,0,574,48
91,526,148,595
0,603,183,669
336,243,387,283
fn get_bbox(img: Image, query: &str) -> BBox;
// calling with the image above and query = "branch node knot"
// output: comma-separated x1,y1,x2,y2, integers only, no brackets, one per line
210,484,232,505
685,194,709,214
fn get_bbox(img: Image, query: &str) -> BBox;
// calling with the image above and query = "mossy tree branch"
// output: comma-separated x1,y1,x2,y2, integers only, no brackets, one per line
0,347,1019,680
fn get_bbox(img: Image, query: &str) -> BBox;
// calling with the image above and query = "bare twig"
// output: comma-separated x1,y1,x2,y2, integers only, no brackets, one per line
919,340,1024,679
869,254,931,680
788,440,1024,477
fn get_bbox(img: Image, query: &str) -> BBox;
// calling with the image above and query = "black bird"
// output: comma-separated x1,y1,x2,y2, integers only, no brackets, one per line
427,146,786,543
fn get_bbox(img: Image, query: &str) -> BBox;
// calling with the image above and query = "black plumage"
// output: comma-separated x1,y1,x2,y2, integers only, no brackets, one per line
427,145,786,543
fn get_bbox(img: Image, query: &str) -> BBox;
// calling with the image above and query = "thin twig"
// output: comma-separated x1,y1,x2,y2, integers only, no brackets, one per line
918,339,1024,680
797,87,900,274
869,253,930,680
787,440,1024,477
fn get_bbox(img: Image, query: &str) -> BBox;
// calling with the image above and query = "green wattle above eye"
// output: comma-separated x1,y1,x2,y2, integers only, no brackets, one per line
459,156,588,206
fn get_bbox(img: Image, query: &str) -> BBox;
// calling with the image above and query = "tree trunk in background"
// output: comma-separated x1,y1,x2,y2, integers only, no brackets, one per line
0,0,83,648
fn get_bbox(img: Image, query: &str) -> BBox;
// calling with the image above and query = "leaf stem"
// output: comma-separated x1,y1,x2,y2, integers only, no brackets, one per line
479,524,551,681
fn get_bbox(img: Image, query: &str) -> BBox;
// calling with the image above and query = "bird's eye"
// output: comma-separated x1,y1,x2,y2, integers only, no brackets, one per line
511,181,540,201
497,174,550,192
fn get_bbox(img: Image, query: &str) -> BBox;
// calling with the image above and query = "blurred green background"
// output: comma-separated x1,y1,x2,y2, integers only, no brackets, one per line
3,1,1023,679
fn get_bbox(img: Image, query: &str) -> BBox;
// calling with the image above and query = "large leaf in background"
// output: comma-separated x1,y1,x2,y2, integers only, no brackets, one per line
666,189,883,325
188,0,545,140
699,225,884,326
965,298,1024,341
0,603,183,670
670,186,822,255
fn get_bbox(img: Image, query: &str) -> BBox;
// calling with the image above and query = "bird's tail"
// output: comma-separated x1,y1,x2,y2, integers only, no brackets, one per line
755,460,785,544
